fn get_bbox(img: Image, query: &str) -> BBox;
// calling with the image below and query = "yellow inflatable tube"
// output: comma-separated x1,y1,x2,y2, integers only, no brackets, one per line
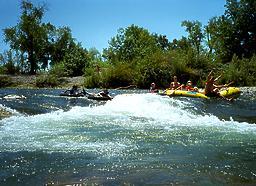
159,87,241,99
219,87,241,98
165,89,208,99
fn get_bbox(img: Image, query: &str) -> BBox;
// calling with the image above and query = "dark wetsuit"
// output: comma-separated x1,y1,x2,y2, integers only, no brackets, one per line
205,91,217,97
150,87,158,93
204,80,218,97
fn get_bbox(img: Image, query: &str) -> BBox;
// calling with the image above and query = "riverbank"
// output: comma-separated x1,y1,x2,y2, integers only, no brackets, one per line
1,75,256,93
0,75,84,89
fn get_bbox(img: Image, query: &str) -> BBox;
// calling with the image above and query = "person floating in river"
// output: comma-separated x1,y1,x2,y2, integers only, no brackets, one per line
69,85,79,95
97,89,111,98
170,76,181,90
185,80,193,91
82,89,112,100
204,71,233,100
149,82,158,93
61,85,85,97
63,85,81,95
185,80,198,92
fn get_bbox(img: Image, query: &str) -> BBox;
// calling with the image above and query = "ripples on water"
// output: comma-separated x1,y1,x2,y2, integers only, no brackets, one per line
0,88,256,185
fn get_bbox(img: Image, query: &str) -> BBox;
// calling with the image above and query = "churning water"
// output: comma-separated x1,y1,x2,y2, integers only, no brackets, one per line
0,88,256,185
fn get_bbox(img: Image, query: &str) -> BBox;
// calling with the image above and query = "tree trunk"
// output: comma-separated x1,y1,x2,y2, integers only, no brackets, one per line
28,50,36,75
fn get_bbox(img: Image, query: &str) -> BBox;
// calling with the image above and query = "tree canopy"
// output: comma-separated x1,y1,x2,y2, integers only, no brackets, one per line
103,24,162,64
206,0,256,61
3,0,89,76
1,0,256,87
4,1,50,74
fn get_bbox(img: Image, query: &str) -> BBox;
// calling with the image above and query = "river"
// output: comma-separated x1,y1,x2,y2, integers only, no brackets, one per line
0,88,256,185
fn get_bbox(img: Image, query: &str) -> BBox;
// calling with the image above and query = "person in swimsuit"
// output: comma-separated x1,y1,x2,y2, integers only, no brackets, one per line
170,76,181,90
204,71,233,100
149,82,158,93
185,80,198,92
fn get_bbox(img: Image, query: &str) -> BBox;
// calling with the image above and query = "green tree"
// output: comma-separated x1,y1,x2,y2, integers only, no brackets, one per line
49,26,75,66
181,20,204,56
205,17,218,56
170,37,191,51
153,34,170,51
225,0,256,58
61,42,89,76
87,47,103,68
3,0,50,74
206,0,256,62
0,50,21,74
103,24,159,64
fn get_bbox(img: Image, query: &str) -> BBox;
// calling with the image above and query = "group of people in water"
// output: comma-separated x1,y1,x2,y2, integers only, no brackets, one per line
150,70,234,100
64,70,233,101
169,75,199,92
63,85,111,99
150,76,198,93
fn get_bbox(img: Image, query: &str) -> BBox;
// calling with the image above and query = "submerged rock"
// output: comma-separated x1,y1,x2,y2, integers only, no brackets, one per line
3,94,26,99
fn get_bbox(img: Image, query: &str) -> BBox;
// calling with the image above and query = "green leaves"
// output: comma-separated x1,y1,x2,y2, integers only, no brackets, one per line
181,20,204,56
3,1,89,76
3,0,48,74
207,0,256,61
61,43,89,76
104,24,161,64
2,0,256,88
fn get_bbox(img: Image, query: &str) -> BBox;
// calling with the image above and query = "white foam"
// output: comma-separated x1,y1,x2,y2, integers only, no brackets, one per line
0,104,21,116
0,93,255,153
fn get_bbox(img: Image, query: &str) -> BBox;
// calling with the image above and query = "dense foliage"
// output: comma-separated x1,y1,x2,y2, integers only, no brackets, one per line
0,75,13,87
2,1,89,76
1,0,256,88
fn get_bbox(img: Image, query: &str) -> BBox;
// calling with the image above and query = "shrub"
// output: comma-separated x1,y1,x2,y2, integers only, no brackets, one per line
0,62,21,75
84,63,134,88
133,51,172,88
84,72,102,88
220,54,256,86
49,63,68,77
101,64,134,88
35,74,61,88
0,75,13,87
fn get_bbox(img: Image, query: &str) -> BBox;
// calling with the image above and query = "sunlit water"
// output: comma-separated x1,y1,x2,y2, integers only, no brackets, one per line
0,88,256,185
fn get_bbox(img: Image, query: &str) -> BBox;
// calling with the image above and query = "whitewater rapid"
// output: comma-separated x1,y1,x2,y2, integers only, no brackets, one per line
0,93,255,154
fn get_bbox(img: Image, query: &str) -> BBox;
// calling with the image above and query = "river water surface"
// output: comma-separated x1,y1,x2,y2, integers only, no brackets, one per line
0,88,256,185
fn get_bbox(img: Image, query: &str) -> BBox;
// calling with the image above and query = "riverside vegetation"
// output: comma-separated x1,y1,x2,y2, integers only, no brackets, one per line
1,0,256,89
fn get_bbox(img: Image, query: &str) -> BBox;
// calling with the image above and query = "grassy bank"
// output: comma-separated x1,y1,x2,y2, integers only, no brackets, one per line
0,75,84,89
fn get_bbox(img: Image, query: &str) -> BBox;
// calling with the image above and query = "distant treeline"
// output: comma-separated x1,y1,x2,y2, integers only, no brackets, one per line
1,0,256,88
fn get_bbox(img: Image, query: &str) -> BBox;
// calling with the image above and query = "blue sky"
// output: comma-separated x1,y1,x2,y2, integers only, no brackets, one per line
0,0,226,53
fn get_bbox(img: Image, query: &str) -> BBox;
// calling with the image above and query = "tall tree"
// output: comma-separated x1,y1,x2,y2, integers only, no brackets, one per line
103,24,159,64
153,34,170,51
181,20,204,56
61,42,89,76
205,18,218,56
170,37,191,51
206,0,256,62
3,0,49,74
49,26,75,66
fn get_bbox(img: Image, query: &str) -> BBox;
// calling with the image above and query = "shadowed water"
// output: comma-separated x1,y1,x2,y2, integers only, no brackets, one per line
0,88,255,185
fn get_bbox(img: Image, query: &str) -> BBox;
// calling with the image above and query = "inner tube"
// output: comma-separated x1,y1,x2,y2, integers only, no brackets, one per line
87,95,112,101
59,92,85,97
163,90,208,99
158,87,241,99
219,87,241,98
